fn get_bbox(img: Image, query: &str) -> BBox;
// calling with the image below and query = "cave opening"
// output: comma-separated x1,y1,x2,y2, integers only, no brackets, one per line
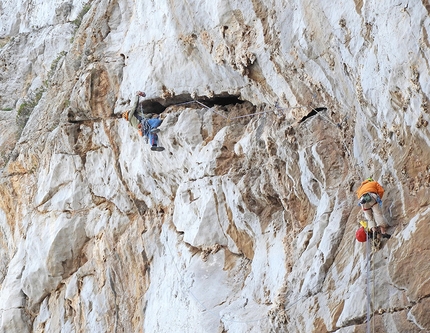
198,94,244,107
140,93,245,114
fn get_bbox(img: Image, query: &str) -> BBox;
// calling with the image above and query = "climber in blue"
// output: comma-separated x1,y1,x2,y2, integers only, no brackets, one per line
138,116,163,151
122,91,165,151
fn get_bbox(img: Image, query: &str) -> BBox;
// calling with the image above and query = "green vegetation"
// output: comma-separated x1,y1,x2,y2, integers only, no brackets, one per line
45,51,67,86
52,51,67,69
16,87,45,133
70,2,92,43
72,3,91,28
1,108,13,111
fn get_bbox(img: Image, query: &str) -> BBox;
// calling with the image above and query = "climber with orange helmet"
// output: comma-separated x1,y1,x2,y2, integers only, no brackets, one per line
356,177,391,240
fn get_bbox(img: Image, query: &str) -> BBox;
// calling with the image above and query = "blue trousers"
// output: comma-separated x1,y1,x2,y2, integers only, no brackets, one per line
142,118,162,146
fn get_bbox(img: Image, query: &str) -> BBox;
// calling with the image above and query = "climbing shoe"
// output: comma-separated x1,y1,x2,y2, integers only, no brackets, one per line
151,146,165,152
381,233,391,239
150,128,160,133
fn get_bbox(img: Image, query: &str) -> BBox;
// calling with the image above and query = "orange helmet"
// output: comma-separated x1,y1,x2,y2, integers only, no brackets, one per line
356,227,367,242
122,111,130,121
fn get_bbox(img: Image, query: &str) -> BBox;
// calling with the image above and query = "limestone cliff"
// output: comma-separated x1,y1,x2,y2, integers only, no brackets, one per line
0,0,429,332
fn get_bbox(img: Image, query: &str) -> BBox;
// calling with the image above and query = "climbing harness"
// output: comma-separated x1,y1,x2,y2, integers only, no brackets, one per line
359,221,382,251
139,119,152,137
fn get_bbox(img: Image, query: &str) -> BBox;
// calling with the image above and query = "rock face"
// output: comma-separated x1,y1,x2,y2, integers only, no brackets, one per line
0,0,429,332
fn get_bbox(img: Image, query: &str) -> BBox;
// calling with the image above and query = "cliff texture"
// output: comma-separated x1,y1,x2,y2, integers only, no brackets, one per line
0,0,429,332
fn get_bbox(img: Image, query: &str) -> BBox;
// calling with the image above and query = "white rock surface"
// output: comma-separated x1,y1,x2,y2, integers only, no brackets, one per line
0,0,430,332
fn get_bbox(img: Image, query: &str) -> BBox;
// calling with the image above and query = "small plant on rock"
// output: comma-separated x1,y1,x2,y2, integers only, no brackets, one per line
72,3,92,28
16,87,45,134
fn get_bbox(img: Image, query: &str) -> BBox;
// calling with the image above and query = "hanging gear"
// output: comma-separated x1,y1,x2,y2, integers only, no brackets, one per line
356,226,367,242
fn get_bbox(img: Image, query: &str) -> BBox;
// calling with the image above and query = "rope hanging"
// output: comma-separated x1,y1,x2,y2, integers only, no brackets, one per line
366,233,371,333
372,231,376,333
366,229,379,333
172,99,318,122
